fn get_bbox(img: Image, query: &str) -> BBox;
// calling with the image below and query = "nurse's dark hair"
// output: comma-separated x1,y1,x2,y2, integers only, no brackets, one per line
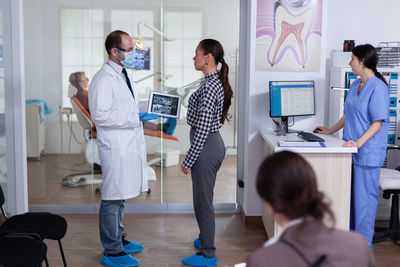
198,39,233,124
352,44,388,86
105,30,129,55
256,151,335,225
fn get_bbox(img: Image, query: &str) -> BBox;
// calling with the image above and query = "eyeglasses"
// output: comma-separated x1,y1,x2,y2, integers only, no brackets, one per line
116,47,133,53
80,77,89,82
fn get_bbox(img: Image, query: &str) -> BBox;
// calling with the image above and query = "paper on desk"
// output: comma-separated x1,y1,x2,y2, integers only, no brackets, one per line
278,141,324,147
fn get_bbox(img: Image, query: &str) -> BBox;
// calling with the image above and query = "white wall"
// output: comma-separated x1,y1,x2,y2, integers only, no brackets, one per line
23,0,239,154
242,0,328,215
243,0,400,216
24,0,65,153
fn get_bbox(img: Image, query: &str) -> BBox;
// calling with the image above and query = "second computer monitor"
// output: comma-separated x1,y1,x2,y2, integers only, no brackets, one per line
269,80,315,118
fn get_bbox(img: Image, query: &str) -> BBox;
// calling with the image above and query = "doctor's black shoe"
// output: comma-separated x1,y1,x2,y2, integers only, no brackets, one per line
122,233,144,253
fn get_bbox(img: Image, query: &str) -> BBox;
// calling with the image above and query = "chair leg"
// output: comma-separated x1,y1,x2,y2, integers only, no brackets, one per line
45,256,49,267
374,193,397,243
58,239,67,267
390,194,399,230
390,194,400,241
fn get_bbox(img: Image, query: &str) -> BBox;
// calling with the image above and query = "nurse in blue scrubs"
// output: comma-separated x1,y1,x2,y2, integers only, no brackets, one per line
316,44,389,247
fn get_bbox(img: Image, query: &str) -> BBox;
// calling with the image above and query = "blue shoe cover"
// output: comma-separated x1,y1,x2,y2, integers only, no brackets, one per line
165,118,177,135
194,238,202,249
370,243,374,250
180,253,217,267
100,254,141,267
124,241,144,253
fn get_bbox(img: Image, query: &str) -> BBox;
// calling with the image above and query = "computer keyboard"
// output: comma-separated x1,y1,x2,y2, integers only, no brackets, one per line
297,131,325,142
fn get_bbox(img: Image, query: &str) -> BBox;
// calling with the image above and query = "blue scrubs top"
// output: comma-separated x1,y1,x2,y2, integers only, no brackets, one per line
343,76,389,167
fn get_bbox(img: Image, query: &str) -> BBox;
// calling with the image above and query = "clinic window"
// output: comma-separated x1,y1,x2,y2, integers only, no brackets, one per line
60,8,203,106
60,8,104,108
164,11,203,89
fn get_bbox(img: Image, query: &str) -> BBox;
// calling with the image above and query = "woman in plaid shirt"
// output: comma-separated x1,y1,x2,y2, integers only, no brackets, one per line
180,39,233,267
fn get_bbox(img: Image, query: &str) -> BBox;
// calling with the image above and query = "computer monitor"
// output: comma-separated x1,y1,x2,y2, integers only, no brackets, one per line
124,48,151,70
269,80,315,132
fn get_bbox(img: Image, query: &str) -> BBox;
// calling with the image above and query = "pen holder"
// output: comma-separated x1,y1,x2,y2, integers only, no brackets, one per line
274,121,286,136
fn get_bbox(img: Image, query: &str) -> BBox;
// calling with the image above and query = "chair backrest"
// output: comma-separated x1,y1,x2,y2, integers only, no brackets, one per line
2,212,67,240
0,234,47,266
70,95,93,130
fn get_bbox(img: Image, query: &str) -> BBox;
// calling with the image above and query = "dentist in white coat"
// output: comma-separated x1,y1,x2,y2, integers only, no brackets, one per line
89,30,158,267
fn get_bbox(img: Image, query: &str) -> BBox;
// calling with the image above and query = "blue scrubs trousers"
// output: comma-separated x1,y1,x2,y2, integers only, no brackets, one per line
350,165,380,246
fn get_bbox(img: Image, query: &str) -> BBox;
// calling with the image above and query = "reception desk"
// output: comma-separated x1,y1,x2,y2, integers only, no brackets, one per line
260,131,357,238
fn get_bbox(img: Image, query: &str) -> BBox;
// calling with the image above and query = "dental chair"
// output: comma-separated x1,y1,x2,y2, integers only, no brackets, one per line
67,94,179,192
63,95,103,194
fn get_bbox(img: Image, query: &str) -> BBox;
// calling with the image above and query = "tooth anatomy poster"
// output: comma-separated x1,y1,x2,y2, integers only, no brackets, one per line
256,0,323,72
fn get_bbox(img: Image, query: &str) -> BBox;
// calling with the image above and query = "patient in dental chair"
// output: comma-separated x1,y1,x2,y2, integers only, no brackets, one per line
69,71,177,135
69,72,90,112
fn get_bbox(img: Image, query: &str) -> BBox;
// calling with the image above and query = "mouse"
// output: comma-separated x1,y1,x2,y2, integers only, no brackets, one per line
313,128,322,133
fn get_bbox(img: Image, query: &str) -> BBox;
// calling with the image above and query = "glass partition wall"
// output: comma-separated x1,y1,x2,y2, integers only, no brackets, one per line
25,0,239,211
0,2,7,215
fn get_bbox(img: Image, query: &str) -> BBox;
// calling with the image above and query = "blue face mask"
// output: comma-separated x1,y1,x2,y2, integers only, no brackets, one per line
120,50,136,68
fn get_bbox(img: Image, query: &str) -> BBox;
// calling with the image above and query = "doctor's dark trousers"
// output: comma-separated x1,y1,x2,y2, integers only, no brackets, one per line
99,199,126,254
190,128,225,258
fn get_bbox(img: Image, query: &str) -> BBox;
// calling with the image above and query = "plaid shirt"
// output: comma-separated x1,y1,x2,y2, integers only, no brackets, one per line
183,71,224,169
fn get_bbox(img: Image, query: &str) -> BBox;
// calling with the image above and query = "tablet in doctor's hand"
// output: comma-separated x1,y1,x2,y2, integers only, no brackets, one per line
147,91,182,119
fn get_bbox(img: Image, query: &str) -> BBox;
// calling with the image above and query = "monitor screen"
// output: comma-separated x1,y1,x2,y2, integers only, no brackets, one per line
148,91,182,119
124,48,151,70
269,80,315,118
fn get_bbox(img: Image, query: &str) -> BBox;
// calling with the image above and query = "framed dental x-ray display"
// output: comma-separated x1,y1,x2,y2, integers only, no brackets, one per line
255,0,323,72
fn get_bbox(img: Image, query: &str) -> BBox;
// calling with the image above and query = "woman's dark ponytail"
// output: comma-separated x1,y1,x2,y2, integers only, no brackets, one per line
199,39,233,124
218,58,233,124
373,68,388,86
307,191,334,223
352,44,388,86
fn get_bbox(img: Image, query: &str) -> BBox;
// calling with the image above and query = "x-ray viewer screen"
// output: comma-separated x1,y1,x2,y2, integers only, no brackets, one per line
124,48,150,70
269,81,315,117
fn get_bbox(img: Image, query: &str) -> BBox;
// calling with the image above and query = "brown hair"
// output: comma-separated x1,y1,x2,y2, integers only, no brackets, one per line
105,30,129,55
69,72,85,89
256,151,335,225
198,39,233,124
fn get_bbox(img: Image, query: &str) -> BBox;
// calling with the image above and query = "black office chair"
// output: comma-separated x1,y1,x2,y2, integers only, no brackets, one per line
0,184,68,266
373,146,400,243
0,233,47,267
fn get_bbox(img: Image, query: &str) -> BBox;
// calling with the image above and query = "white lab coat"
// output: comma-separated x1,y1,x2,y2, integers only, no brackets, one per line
88,60,148,200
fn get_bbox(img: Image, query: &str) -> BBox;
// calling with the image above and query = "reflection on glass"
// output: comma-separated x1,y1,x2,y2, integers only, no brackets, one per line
24,0,238,208
159,1,239,204
0,3,7,210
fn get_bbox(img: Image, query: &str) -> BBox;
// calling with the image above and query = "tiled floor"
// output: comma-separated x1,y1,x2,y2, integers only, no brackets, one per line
43,215,400,267
45,214,266,267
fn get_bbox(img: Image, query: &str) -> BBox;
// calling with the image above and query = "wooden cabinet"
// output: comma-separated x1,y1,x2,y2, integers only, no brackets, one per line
261,131,356,238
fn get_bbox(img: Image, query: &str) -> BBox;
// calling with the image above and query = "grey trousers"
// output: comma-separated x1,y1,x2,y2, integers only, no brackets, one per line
99,199,126,254
190,128,225,258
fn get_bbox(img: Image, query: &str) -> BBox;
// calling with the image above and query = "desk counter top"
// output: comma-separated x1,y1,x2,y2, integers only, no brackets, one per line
260,130,357,154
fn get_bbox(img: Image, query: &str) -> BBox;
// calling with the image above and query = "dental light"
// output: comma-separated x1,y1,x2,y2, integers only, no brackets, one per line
133,21,176,50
